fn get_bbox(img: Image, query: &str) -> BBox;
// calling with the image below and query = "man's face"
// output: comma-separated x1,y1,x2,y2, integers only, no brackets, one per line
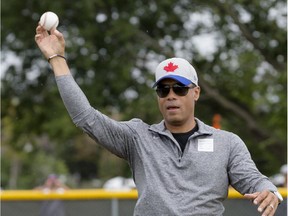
156,79,200,131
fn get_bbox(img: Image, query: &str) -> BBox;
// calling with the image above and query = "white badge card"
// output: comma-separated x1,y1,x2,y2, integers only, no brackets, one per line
198,139,214,152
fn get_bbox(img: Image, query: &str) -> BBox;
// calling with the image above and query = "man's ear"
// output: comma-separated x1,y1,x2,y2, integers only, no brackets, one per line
194,86,201,101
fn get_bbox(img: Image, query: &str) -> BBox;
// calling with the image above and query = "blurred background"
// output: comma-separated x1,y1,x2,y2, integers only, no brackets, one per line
1,0,287,190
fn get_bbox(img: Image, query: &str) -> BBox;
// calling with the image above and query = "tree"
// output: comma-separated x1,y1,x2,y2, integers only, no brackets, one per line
1,0,286,189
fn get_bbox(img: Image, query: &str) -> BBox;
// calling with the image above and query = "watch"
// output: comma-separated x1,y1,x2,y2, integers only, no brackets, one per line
271,191,283,203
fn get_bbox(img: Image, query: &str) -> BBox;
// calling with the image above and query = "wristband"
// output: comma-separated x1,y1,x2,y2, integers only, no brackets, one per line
47,54,66,63
270,190,283,204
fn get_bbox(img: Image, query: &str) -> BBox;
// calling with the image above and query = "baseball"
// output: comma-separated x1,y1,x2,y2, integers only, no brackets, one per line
39,11,59,31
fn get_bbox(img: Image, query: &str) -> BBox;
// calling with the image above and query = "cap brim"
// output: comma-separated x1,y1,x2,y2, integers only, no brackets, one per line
152,75,192,88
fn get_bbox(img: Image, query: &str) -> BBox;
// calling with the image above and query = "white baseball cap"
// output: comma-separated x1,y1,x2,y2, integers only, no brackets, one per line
153,57,198,87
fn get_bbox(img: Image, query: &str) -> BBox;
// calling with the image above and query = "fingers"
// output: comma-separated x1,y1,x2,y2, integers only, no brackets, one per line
35,24,62,40
244,192,260,200
257,191,277,216
50,28,64,40
35,24,48,43
245,190,278,216
261,203,275,216
35,24,64,45
36,24,48,36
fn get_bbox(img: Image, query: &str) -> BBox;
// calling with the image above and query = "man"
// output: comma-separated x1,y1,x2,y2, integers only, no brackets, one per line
35,25,283,216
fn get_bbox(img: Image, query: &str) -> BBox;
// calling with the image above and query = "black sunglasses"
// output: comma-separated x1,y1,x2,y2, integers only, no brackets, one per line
156,83,195,98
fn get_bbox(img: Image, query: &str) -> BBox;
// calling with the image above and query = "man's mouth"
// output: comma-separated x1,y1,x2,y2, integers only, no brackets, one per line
167,105,180,110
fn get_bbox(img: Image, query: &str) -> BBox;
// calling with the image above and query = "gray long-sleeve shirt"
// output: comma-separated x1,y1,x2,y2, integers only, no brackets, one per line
56,74,277,216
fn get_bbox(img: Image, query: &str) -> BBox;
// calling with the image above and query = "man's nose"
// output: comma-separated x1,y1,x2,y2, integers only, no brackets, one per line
167,88,177,99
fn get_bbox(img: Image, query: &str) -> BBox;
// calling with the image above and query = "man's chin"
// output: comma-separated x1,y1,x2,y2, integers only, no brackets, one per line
165,118,183,127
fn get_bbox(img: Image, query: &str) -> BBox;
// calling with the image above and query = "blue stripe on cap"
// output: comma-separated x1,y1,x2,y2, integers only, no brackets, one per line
152,75,192,88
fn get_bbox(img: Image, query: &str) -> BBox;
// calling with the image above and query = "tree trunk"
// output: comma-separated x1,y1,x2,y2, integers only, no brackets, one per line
9,156,21,189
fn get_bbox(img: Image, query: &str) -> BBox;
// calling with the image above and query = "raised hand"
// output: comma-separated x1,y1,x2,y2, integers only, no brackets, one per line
35,24,65,60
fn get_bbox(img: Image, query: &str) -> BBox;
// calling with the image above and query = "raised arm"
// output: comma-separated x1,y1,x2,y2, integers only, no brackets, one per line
34,24,90,119
35,24,70,76
34,24,133,160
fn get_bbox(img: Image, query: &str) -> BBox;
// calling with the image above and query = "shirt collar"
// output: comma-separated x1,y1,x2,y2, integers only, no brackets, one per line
149,118,213,137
